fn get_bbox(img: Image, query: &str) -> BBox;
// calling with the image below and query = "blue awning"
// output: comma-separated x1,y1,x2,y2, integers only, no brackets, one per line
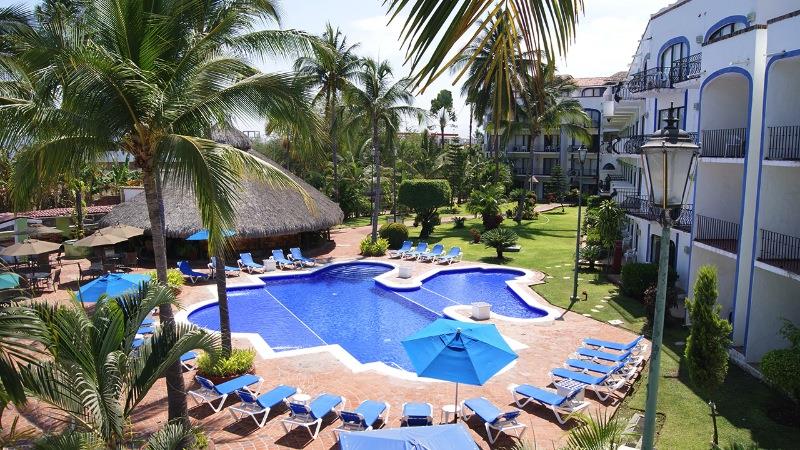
338,424,479,450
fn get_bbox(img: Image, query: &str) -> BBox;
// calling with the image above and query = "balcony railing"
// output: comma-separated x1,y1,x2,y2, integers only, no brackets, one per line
759,229,800,276
695,215,740,253
701,128,747,158
617,132,699,155
766,126,800,160
669,53,702,84
618,195,694,232
627,54,702,93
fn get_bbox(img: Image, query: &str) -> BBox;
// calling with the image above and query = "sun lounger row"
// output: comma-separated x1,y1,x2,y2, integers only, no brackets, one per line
177,248,319,282
388,241,462,264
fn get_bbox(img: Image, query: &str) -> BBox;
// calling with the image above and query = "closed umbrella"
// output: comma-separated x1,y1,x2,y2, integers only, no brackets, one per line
0,239,62,257
73,231,127,248
78,273,151,303
0,273,21,290
185,229,235,240
98,224,144,239
401,319,518,421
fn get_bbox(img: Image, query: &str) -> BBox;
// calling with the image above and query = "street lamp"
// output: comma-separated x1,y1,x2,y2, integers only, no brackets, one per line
640,105,698,450
571,145,589,303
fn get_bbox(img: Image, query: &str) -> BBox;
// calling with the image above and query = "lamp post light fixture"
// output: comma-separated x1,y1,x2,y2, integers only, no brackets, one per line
640,105,698,450
570,145,589,303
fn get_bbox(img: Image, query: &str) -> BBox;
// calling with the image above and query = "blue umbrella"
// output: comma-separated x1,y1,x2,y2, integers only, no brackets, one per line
402,318,517,420
339,423,479,450
185,229,235,241
78,273,151,303
0,273,21,290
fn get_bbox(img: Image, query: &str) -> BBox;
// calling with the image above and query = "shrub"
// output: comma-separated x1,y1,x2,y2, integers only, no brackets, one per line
620,263,677,299
378,222,409,249
483,228,518,259
197,348,255,378
147,268,185,292
761,348,800,401
469,227,481,243
586,195,603,209
453,216,466,228
398,179,451,238
360,236,389,256
579,245,606,270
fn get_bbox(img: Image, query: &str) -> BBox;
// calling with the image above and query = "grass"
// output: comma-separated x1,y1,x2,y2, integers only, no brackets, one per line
392,207,800,449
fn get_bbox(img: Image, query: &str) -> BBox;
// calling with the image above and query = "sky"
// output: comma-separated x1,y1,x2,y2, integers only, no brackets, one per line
0,0,673,137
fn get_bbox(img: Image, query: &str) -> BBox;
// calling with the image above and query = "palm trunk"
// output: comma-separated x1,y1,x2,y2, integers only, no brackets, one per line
141,167,189,427
370,114,381,243
493,129,500,183
215,251,232,357
74,187,84,238
328,91,340,202
391,144,398,218
440,122,445,149
468,104,474,147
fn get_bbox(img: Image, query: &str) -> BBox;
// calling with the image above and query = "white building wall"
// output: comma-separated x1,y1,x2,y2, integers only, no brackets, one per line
746,268,800,361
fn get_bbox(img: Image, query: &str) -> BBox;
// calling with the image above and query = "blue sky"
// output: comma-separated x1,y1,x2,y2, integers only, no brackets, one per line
0,0,671,136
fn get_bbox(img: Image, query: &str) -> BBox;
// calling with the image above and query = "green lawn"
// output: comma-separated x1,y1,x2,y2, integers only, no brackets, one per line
393,207,799,449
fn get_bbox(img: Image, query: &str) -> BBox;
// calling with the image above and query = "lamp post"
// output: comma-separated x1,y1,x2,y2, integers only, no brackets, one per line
571,145,589,303
640,106,698,450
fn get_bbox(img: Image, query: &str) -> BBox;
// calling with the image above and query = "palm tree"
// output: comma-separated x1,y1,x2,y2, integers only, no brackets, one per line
0,0,315,425
295,23,361,201
346,59,421,242
430,90,456,148
21,284,219,447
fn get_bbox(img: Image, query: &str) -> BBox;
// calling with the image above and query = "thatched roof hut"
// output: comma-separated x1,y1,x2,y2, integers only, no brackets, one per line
210,126,252,151
99,152,343,239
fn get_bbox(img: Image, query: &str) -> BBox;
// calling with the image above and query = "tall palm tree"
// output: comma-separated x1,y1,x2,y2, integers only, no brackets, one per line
0,0,315,425
430,89,456,149
346,58,422,242
22,284,219,447
294,23,361,201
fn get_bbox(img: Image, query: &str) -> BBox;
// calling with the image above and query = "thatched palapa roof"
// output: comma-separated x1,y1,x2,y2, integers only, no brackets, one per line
99,151,343,239
210,126,252,151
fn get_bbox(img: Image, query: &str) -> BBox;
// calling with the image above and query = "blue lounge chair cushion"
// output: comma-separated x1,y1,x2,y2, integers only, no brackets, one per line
577,348,632,362
515,384,567,406
132,338,144,349
566,359,623,375
310,393,343,419
290,248,314,263
181,351,197,362
239,253,263,268
392,241,412,253
425,244,444,256
552,368,607,385
212,374,261,395
444,247,461,258
584,335,642,351
464,397,518,425
137,326,154,334
341,400,386,427
272,250,294,265
178,261,207,278
141,317,155,326
403,402,431,417
256,385,297,409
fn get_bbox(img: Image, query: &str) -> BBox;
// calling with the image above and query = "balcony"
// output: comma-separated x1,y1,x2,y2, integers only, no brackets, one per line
766,126,800,161
758,229,800,276
627,54,702,93
700,128,747,158
617,132,699,155
618,195,693,232
695,215,740,254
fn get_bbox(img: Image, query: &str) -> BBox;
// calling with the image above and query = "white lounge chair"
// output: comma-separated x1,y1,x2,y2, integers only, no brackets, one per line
281,393,345,440
510,383,590,424
229,384,297,428
402,243,428,260
180,352,197,371
550,368,627,401
188,374,263,413
583,335,647,355
462,397,527,444
434,246,463,264
333,400,390,438
418,244,445,262
401,402,433,426
388,241,413,258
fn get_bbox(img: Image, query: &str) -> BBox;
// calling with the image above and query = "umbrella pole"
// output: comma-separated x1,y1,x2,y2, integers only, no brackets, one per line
454,382,459,423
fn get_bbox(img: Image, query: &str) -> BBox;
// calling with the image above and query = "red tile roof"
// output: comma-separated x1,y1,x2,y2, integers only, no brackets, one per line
569,71,628,87
0,205,114,222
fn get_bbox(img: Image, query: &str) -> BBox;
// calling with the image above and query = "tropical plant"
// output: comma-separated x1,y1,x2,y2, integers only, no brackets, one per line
562,411,630,450
430,89,456,148
469,227,482,243
397,179,451,238
360,236,389,256
1,0,315,424
595,200,625,256
21,284,219,447
580,244,605,270
146,269,186,293
0,307,45,409
544,163,569,211
197,348,255,378
466,183,506,230
453,217,467,228
482,227,518,259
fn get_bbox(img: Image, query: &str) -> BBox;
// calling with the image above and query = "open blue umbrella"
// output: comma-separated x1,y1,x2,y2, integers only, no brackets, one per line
402,318,517,421
339,423,479,450
78,273,151,303
0,273,21,290
185,229,235,240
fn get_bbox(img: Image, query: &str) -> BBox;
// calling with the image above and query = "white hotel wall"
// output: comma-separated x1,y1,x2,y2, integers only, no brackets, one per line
746,269,800,361
692,162,743,223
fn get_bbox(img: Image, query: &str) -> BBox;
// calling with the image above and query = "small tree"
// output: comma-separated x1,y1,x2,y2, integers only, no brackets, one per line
483,228,518,259
595,200,625,260
544,163,568,211
398,179,451,238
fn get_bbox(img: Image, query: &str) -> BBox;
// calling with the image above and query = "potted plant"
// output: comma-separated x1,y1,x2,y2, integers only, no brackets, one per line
196,348,256,384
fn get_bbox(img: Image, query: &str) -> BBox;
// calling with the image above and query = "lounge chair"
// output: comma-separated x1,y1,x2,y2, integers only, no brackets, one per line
584,335,647,354
510,383,590,425
141,317,155,326
272,250,298,270
289,247,316,267
575,348,645,370
238,253,264,273
177,260,209,284
209,257,240,277
434,247,463,264
180,352,198,371
462,397,527,444
334,400,390,437
388,241,413,258
418,244,444,262
229,384,298,428
565,358,626,376
281,393,345,440
550,368,627,401
402,242,428,260
189,374,264,413
401,402,433,426
137,326,154,335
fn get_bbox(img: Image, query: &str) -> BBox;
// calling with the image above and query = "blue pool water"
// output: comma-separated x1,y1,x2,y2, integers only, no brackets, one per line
188,263,547,370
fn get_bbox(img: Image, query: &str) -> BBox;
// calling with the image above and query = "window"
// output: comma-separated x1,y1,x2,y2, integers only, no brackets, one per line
584,109,601,128
708,22,744,42
542,157,556,175
603,163,616,171
660,42,688,70
581,87,604,97
544,134,560,151
658,107,685,129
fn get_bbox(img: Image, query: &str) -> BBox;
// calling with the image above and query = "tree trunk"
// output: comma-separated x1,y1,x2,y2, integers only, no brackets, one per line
215,251,232,357
370,114,381,243
141,167,189,427
391,144,397,218
493,129,500,183
74,187,84,238
328,89,340,202
468,104,474,147
440,121,445,149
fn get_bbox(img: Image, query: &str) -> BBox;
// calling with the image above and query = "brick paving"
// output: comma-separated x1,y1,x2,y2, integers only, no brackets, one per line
10,221,648,449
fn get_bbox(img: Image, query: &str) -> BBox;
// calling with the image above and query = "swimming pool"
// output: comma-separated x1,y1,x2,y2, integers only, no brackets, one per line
187,262,550,371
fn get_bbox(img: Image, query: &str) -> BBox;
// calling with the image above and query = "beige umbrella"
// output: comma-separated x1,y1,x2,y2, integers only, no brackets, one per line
73,231,127,248
97,224,144,239
0,239,62,257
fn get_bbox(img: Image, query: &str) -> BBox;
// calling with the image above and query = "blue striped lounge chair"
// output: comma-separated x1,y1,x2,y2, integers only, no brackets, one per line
401,402,433,426
188,374,264,413
402,242,428,260
180,352,198,371
281,393,345,439
418,244,445,262
583,335,646,354
550,368,627,401
462,397,527,444
387,240,413,258
574,348,645,370
229,384,298,428
209,257,240,277
565,358,638,381
333,400,390,438
238,253,264,273
177,260,209,284
434,246,463,264
510,383,590,425
289,247,316,267
272,249,298,270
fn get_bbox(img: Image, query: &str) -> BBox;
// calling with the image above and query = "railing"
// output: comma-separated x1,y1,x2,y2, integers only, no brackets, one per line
618,132,699,155
673,206,694,232
613,188,639,207
628,68,670,93
618,195,694,231
759,229,800,276
695,215,740,253
767,126,800,160
613,83,641,102
701,128,747,158
669,53,702,84
627,53,702,93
